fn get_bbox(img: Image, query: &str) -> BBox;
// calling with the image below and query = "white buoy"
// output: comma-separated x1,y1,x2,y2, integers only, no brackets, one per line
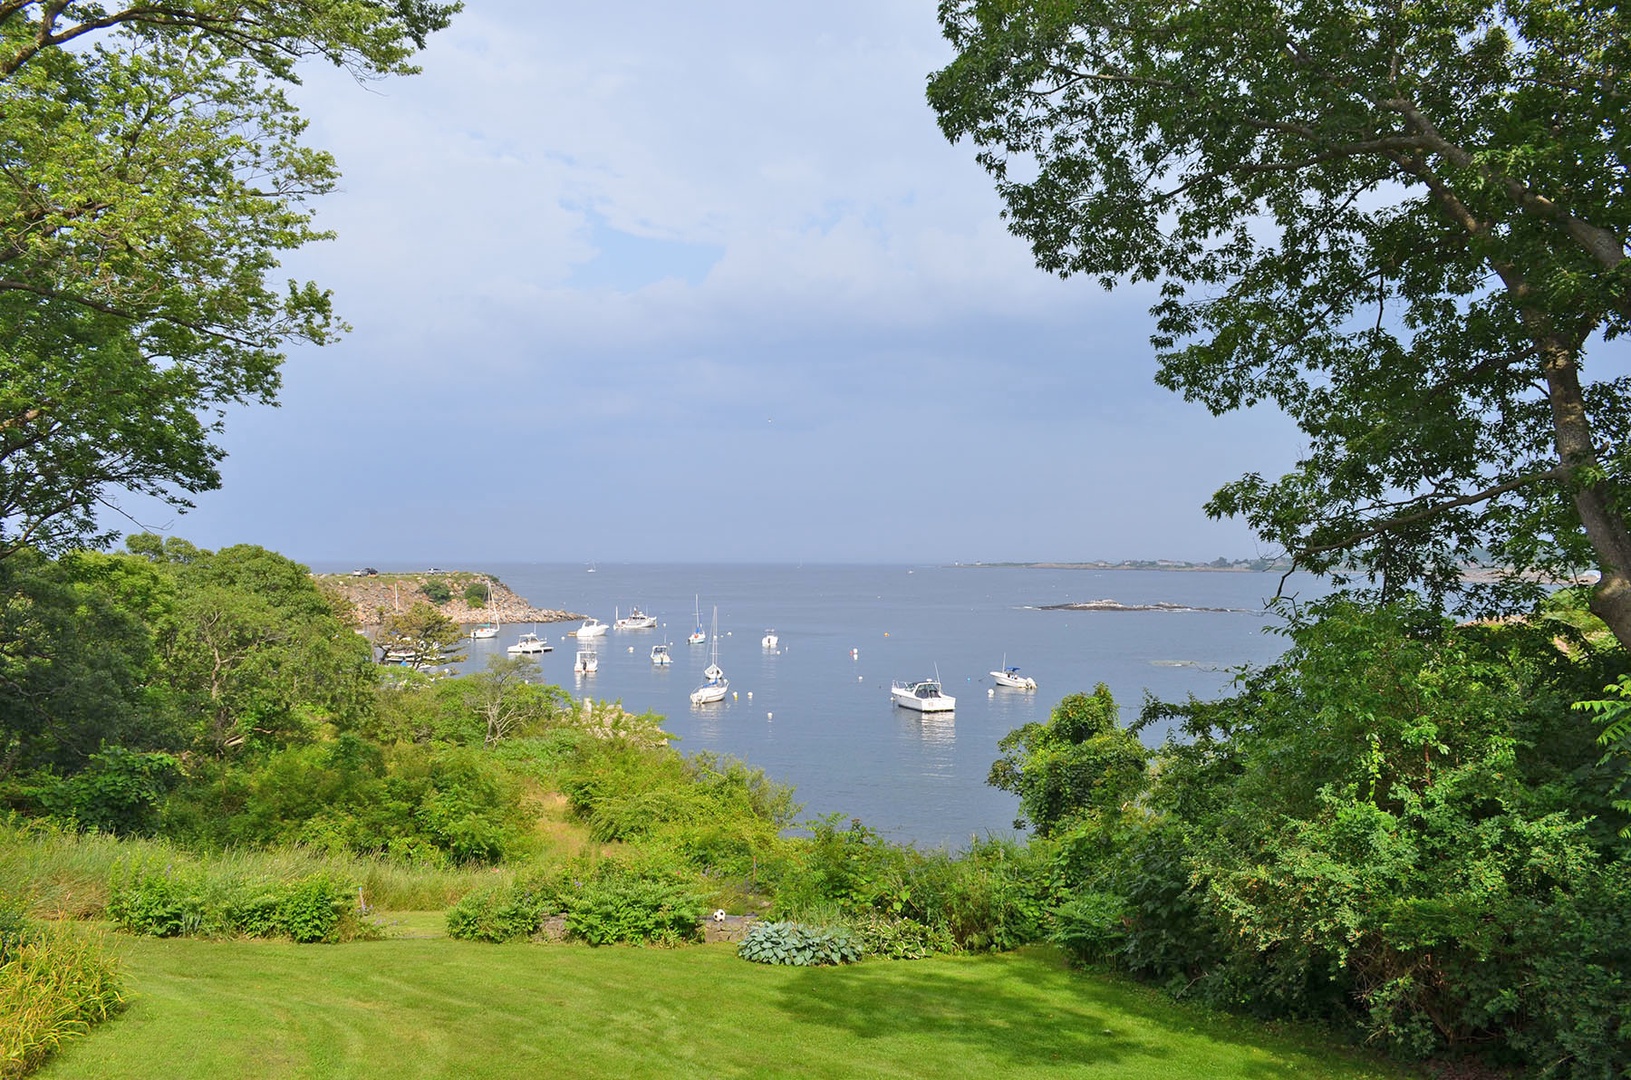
627,645,634,653
988,688,995,697
858,675,863,682
767,711,773,720
746,691,753,700
732,691,738,700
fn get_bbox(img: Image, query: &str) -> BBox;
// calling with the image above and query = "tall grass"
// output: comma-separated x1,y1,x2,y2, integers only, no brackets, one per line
0,921,122,1078
0,819,506,917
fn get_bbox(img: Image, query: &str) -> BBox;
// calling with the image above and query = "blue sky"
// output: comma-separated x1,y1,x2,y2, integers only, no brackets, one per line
123,1,1307,564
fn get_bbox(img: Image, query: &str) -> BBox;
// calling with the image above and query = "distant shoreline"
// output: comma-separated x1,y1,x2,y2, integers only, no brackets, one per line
954,561,1290,573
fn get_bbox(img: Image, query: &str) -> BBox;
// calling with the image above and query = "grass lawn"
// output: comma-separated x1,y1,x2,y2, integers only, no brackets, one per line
38,930,1413,1079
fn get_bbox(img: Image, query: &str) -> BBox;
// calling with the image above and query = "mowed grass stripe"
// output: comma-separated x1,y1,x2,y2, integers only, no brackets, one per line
39,937,1409,1079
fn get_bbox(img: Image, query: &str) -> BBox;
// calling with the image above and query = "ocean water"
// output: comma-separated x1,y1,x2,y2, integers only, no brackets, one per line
347,563,1321,849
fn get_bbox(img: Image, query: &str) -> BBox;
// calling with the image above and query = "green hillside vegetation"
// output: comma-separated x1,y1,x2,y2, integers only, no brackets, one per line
2,536,1629,1077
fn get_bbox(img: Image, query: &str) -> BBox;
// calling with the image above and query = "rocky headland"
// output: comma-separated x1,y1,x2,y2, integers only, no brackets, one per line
315,571,584,628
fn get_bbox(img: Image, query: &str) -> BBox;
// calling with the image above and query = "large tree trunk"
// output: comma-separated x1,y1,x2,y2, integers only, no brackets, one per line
1541,342,1631,652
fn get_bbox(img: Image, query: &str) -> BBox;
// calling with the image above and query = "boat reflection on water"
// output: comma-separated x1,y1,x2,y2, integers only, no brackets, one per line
910,712,955,751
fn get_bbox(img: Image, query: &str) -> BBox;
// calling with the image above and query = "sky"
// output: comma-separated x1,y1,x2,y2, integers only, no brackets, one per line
121,0,1307,565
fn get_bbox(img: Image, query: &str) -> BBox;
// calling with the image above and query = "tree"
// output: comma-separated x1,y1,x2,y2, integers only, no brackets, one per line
376,600,465,671
929,1,1631,648
131,536,378,754
0,1,459,557
463,654,545,748
987,684,1146,836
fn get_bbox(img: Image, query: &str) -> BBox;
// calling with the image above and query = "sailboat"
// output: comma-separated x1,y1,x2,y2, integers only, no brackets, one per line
470,579,499,639
689,607,727,704
687,595,707,645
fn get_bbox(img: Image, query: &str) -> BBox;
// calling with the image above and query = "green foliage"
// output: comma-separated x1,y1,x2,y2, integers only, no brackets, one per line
41,748,179,835
445,884,543,944
419,580,452,604
122,538,378,756
0,3,458,558
1049,890,1129,967
737,921,860,967
987,685,1147,837
0,916,123,1078
161,741,532,866
562,742,795,885
461,581,489,607
377,601,466,671
0,550,162,775
447,856,708,947
1047,599,1631,1074
928,1,1631,645
106,860,367,943
1576,673,1631,832
770,817,1046,955
0,815,499,919
845,914,956,961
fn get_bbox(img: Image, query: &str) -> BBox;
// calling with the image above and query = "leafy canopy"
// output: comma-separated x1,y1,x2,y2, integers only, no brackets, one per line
929,0,1631,646
0,1,459,556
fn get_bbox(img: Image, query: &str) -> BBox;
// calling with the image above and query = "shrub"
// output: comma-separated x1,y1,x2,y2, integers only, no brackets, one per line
105,861,364,943
445,885,543,944
0,917,122,1078
463,581,489,606
420,580,452,604
845,914,955,960
738,921,860,967
1050,890,1128,966
562,876,705,947
41,748,180,835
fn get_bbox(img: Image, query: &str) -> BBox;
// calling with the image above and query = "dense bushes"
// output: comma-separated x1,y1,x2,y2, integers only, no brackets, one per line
1042,599,1631,1077
160,739,532,865
446,855,707,946
106,860,371,943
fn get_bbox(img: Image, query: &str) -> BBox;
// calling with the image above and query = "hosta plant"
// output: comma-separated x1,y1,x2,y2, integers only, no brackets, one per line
737,921,860,967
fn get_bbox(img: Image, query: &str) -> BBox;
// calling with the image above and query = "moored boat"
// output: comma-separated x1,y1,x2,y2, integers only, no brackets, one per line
761,630,778,649
687,595,706,645
650,642,672,666
614,606,658,630
990,656,1036,690
507,631,552,655
891,677,956,713
690,608,728,704
574,617,609,639
574,648,598,674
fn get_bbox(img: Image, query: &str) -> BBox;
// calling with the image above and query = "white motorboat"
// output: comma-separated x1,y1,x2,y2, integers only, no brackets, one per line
574,648,598,675
687,595,706,645
990,656,1037,690
690,608,728,704
574,617,608,639
650,642,672,666
761,630,778,649
614,606,658,630
507,631,552,655
891,677,956,713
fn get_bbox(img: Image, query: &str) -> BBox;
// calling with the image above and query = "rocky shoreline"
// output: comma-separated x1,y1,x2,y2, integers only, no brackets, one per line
315,571,584,628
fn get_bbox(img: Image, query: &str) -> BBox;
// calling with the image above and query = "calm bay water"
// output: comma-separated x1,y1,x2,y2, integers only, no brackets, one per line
340,564,1322,849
